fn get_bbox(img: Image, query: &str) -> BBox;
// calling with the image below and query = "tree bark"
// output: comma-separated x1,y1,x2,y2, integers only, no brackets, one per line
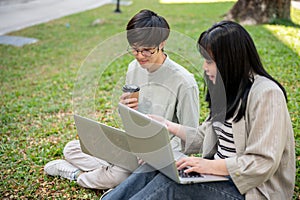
225,0,291,25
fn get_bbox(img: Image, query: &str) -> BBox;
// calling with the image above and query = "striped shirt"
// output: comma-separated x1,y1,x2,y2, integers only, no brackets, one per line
213,119,236,159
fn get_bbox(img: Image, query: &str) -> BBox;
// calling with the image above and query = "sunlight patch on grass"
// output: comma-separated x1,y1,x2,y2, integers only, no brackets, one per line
265,25,300,56
264,9,300,56
264,9,300,57
160,0,236,3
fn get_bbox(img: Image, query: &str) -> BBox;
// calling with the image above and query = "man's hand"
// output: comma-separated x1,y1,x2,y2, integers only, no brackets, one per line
119,92,138,110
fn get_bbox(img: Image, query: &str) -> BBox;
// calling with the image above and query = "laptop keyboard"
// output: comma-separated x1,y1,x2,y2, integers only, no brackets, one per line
178,168,203,178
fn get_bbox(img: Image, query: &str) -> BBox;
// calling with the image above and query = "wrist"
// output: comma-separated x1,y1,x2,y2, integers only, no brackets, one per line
209,159,229,176
167,121,178,135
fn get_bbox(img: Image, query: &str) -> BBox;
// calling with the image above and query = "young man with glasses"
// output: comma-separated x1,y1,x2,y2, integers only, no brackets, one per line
121,10,199,129
44,9,199,191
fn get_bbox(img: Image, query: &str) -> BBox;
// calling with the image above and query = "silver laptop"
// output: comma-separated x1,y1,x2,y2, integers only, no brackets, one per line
74,114,139,172
118,103,228,184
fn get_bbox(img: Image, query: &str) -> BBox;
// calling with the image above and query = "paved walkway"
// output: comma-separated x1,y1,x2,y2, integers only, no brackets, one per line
0,0,113,35
0,0,299,36
292,0,300,9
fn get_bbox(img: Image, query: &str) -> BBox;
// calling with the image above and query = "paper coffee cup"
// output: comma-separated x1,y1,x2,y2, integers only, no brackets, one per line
122,84,140,100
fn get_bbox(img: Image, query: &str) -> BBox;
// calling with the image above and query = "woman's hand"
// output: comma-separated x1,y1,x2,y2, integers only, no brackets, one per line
147,114,168,126
176,157,212,174
148,115,180,134
137,157,145,165
119,92,138,110
148,114,186,141
176,157,229,176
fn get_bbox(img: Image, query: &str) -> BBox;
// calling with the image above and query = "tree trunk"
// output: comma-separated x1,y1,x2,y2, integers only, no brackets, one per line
225,0,291,25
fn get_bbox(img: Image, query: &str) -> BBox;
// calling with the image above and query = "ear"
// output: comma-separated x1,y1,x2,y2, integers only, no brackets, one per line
159,41,166,50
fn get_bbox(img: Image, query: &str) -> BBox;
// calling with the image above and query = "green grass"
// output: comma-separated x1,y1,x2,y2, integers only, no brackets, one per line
1,0,299,199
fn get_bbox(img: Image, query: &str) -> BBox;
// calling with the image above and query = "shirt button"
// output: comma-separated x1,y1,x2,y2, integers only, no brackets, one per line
235,172,240,176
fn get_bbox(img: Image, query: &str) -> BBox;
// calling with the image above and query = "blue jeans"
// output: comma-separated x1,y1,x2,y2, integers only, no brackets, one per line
102,164,245,200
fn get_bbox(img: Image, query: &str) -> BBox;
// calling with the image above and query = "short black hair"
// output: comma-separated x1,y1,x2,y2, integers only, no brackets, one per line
126,9,170,47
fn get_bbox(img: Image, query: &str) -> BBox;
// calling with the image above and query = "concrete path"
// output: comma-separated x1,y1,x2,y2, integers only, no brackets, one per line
292,0,300,9
0,0,113,35
0,0,299,36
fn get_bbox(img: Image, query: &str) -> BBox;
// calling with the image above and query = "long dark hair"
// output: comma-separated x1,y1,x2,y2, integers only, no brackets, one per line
126,9,170,47
197,20,287,122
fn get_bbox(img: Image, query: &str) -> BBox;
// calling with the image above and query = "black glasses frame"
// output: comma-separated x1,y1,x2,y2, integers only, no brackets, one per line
127,46,159,57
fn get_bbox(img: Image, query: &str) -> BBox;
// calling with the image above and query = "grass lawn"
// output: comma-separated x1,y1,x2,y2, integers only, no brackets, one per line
1,0,299,199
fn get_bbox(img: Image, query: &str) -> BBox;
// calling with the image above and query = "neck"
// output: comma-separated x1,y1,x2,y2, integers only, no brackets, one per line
147,53,167,73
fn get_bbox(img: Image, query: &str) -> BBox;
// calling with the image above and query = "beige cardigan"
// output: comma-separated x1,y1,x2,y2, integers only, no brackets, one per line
183,75,295,200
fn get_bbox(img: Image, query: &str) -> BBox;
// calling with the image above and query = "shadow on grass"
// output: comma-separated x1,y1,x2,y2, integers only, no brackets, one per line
269,18,300,28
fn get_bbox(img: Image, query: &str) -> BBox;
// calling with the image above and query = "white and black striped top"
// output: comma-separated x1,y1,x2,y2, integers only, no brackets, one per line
213,119,236,159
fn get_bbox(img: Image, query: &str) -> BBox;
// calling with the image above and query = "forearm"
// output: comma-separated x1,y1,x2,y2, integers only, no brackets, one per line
207,159,229,176
167,121,186,142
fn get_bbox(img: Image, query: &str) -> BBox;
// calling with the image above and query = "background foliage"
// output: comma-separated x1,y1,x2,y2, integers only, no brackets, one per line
1,0,299,199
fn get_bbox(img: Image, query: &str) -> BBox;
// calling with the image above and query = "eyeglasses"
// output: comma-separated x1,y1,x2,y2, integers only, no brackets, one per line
127,46,159,57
